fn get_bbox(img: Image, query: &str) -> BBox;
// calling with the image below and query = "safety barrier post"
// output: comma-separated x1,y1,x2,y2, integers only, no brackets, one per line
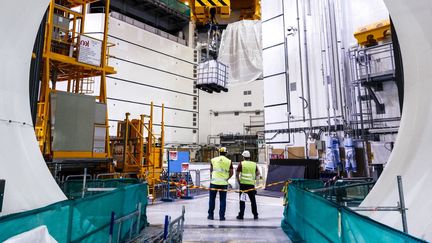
0,180,5,213
161,151,174,202
163,215,170,240
181,171,193,199
108,212,115,243
81,168,88,198
397,175,408,233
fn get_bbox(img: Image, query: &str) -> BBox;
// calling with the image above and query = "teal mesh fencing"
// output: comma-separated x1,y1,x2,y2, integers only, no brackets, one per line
310,181,374,207
0,183,148,242
282,180,426,243
62,178,140,199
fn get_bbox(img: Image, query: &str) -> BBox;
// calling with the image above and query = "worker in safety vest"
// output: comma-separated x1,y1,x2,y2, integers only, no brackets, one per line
207,147,233,221
236,150,259,220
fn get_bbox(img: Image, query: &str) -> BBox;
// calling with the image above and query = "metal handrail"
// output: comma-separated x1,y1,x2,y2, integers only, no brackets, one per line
349,176,408,233
108,203,142,243
65,174,92,181
164,206,186,243
96,172,121,179
310,181,375,193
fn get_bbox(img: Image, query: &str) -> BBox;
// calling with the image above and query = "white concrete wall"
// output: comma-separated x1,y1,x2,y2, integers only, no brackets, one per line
198,80,264,144
263,0,343,148
83,14,197,145
262,0,398,150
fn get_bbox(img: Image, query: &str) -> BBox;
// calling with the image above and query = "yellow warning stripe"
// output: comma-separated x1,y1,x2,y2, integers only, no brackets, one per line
157,179,291,193
196,0,225,7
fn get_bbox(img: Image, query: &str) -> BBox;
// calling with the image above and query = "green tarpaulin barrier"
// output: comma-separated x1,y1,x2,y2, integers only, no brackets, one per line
0,182,148,242
282,180,426,243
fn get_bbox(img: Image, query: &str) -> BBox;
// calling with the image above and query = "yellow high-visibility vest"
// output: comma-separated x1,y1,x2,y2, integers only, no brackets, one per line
240,160,257,185
211,156,231,185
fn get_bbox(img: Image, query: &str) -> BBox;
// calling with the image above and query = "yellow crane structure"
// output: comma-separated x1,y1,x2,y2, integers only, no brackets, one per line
35,0,116,162
180,0,261,25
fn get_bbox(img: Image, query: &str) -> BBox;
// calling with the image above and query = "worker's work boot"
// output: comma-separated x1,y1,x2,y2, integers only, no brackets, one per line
207,215,214,220
236,215,244,220
254,215,259,220
220,216,226,221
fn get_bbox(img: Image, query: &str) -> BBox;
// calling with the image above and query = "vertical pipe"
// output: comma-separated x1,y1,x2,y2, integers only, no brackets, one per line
331,0,346,124
318,0,331,133
282,0,291,143
339,3,351,127
296,0,306,122
397,175,408,233
325,0,338,131
302,0,313,132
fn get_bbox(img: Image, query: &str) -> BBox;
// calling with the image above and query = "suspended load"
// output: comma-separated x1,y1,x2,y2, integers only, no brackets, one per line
196,60,229,93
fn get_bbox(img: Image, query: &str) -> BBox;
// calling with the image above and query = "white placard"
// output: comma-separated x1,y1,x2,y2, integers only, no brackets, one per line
78,35,102,66
169,151,178,161
240,192,247,202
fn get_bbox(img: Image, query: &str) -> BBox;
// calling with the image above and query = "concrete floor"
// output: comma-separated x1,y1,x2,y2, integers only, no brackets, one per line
146,193,291,242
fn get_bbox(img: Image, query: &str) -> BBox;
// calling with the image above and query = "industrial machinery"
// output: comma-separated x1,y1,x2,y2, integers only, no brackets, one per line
180,0,261,25
111,102,165,200
33,0,116,177
354,19,391,47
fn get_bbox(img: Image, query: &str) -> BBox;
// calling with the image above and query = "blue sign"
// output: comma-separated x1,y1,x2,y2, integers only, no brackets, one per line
168,151,190,173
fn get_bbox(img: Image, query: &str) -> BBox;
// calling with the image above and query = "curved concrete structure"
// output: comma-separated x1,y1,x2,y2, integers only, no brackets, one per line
361,0,432,240
0,0,66,216
0,0,431,240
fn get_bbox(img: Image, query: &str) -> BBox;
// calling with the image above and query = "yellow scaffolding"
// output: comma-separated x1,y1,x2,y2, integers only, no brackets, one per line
112,102,165,201
35,0,116,160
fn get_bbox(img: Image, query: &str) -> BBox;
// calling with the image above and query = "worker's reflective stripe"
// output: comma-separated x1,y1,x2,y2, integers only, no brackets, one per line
241,173,254,179
211,178,227,183
240,161,257,185
211,156,231,185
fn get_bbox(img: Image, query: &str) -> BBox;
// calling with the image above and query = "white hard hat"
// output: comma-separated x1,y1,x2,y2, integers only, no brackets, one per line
219,147,227,153
242,150,250,158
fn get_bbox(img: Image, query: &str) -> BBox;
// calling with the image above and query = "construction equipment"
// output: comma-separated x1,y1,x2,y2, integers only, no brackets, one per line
111,102,165,201
180,0,260,25
34,0,116,173
193,0,231,25
354,19,391,47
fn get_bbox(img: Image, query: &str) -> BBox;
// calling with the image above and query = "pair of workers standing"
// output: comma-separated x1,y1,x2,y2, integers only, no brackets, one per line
207,147,259,221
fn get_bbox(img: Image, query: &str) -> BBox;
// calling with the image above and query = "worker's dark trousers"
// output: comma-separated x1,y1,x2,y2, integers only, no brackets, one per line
238,183,258,217
208,183,228,218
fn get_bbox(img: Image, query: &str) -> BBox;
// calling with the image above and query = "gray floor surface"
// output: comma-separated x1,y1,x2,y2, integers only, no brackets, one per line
146,193,292,242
